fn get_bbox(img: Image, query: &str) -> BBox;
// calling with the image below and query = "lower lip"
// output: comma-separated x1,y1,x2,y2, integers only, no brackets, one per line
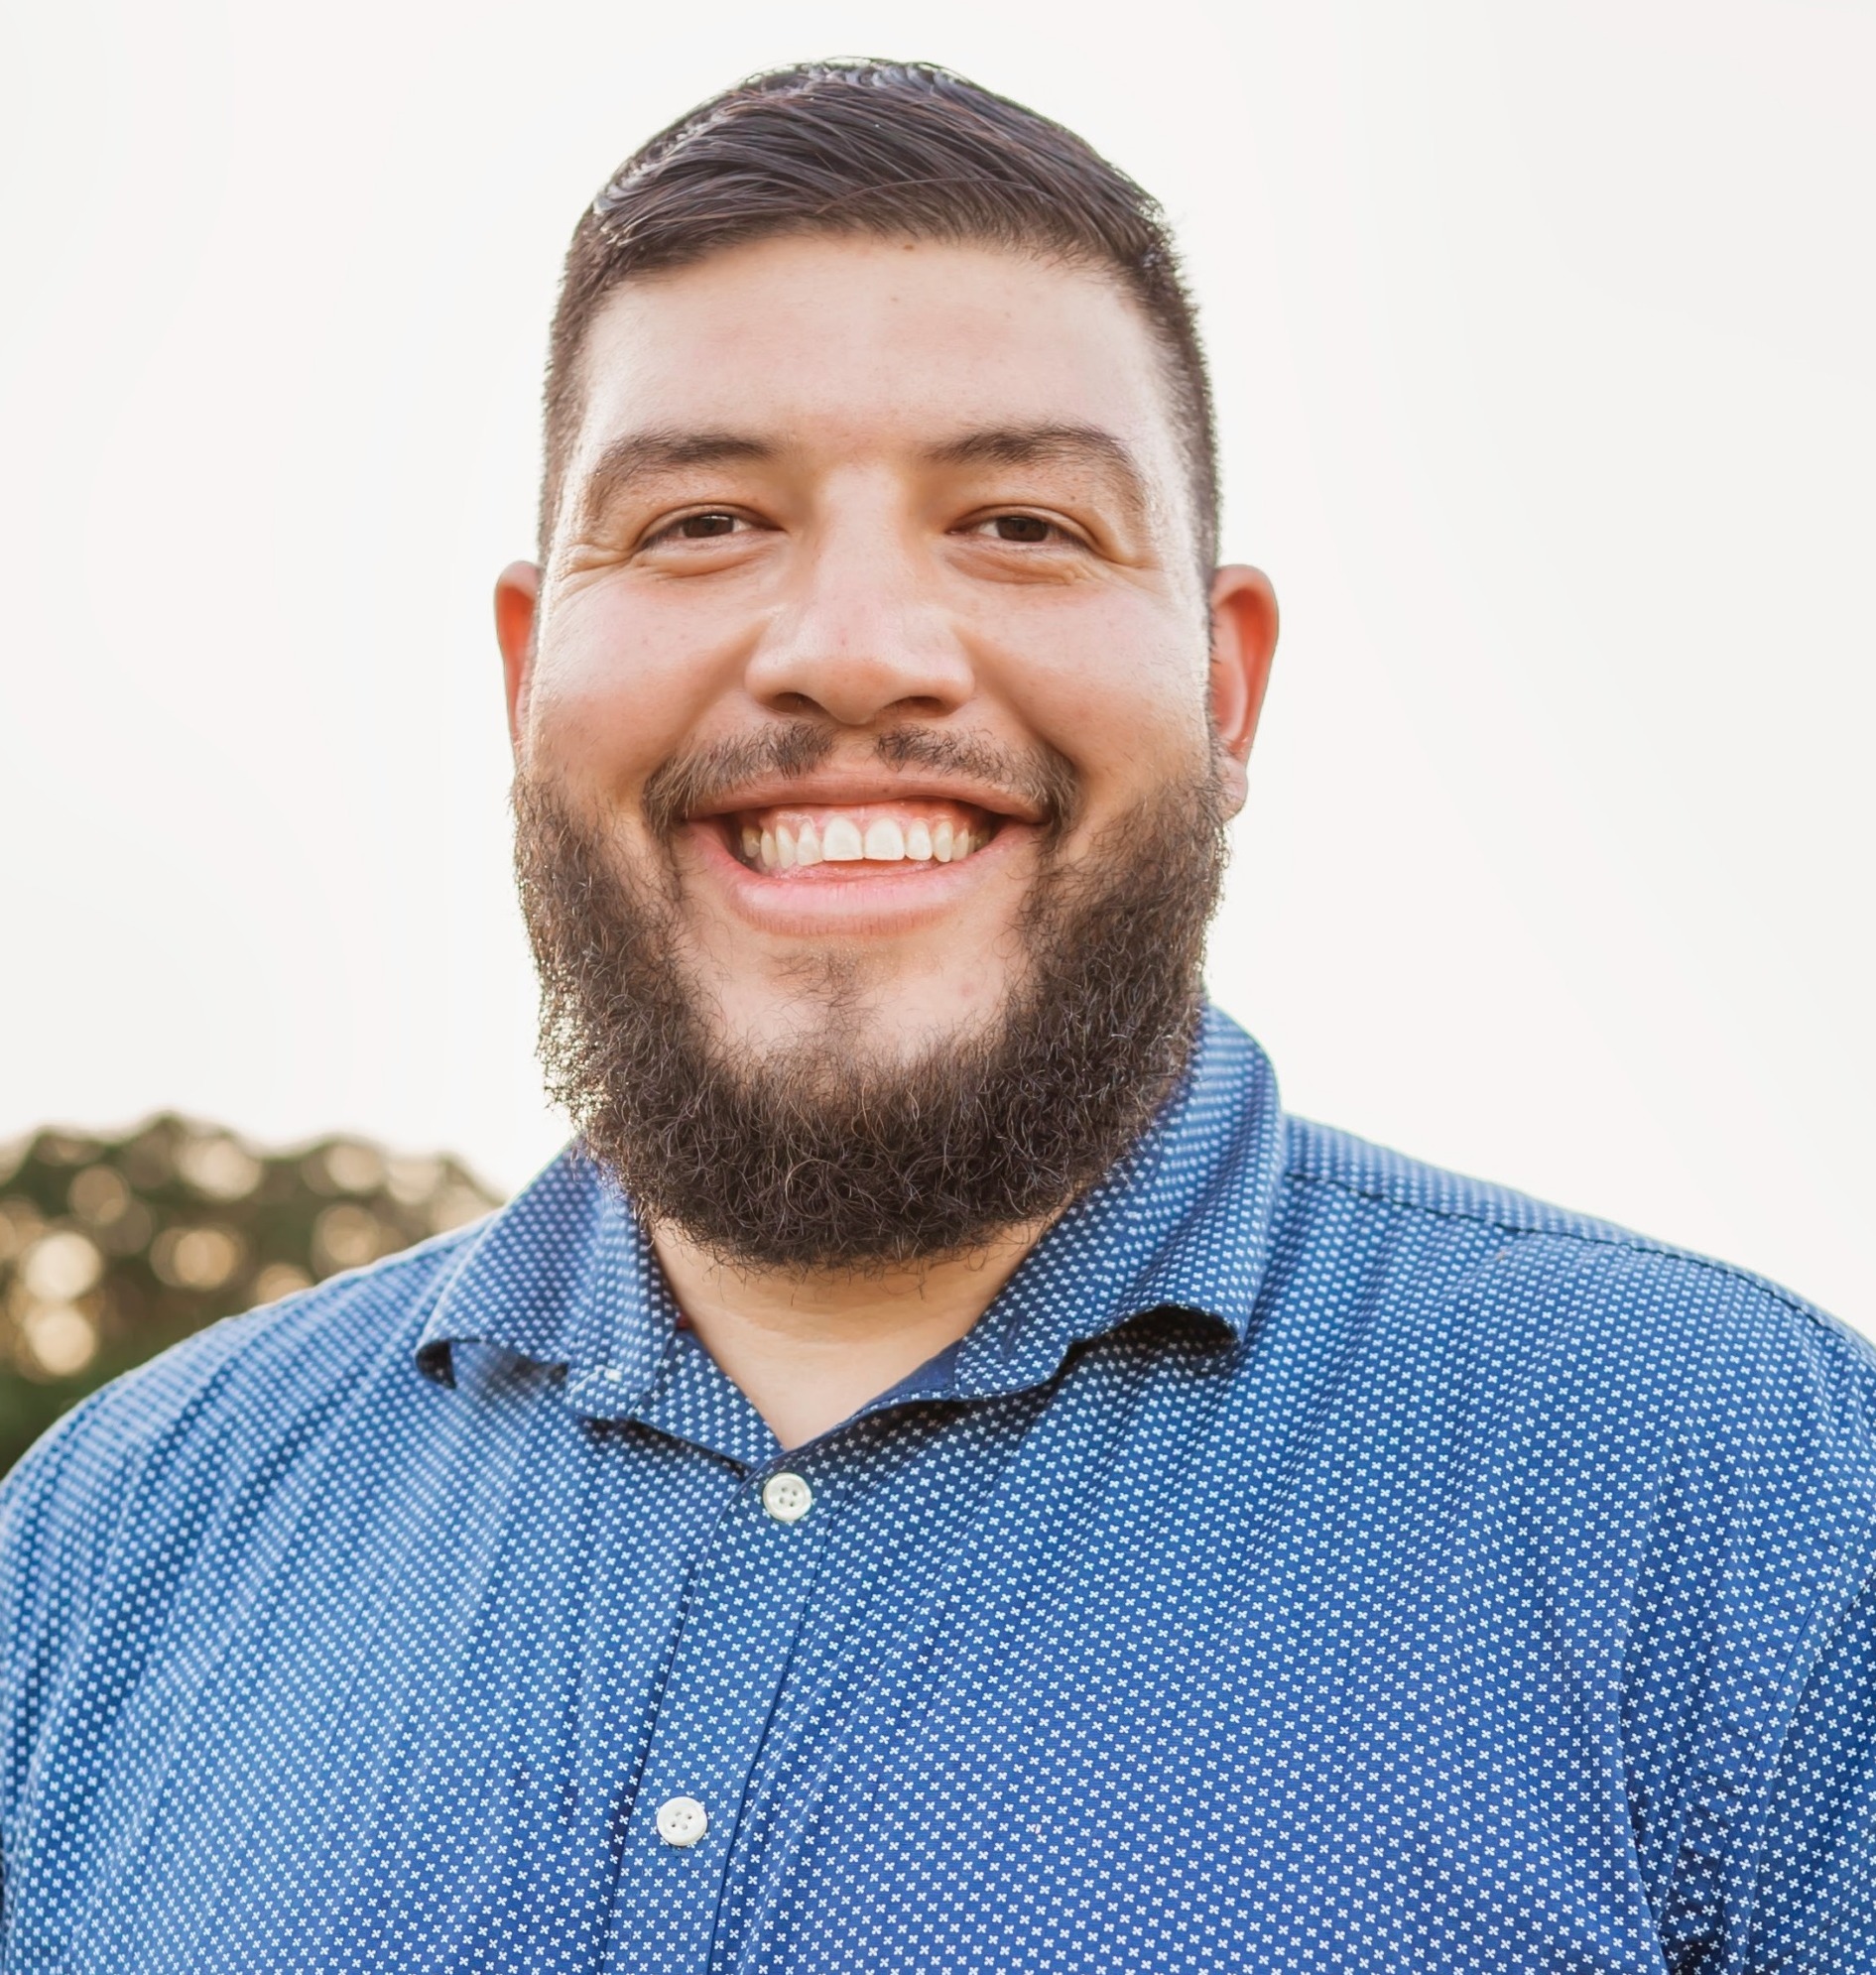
683,818,1031,934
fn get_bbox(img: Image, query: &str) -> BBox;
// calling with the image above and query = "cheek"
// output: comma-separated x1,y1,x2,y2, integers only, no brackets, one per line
523,587,729,793
1002,608,1211,799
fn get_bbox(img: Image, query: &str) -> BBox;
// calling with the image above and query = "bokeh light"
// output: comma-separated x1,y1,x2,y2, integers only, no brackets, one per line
21,1231,104,1302
21,1306,97,1380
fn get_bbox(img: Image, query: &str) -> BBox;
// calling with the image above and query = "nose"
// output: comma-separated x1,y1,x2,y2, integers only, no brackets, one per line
742,527,975,729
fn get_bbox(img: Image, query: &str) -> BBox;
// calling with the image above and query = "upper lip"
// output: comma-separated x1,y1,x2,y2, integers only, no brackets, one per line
685,771,1046,824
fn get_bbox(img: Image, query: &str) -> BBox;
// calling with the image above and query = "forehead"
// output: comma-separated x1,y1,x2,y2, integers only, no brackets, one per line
568,234,1188,501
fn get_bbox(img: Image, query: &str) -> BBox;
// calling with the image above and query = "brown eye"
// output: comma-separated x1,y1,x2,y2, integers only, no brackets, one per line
991,515,1053,543
676,513,738,539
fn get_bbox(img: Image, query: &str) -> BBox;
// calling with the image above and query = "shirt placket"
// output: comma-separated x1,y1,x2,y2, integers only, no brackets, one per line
594,1420,832,1972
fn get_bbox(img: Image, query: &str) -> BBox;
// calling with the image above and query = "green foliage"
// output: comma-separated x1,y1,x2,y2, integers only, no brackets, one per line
0,1118,501,1476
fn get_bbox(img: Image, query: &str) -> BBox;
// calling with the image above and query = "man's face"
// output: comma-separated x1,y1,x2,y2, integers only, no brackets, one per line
499,235,1275,1079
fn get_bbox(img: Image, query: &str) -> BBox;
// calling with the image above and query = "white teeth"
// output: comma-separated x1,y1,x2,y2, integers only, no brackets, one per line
863,817,906,861
821,815,864,861
746,811,987,871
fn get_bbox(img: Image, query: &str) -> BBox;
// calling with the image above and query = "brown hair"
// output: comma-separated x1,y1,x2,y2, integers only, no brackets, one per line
540,60,1219,570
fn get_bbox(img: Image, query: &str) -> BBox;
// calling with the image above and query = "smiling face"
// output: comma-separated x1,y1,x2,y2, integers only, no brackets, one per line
499,233,1276,1076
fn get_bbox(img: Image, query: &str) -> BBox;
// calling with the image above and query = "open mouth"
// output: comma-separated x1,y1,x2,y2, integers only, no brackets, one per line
722,801,1004,875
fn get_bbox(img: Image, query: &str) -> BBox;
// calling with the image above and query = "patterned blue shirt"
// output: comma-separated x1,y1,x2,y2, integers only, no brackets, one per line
3,1010,1873,1972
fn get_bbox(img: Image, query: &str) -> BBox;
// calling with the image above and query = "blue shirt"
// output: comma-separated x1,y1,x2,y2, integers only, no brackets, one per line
3,1010,1873,1973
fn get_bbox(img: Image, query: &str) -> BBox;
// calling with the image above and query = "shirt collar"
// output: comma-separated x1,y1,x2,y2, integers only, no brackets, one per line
416,1004,1287,1412
949,1005,1286,1399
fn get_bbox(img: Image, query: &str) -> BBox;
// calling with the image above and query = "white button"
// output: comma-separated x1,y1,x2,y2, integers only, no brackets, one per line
656,1795,708,1847
761,1471,813,1524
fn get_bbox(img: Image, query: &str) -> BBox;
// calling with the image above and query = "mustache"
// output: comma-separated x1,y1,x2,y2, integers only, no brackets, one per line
641,722,1080,840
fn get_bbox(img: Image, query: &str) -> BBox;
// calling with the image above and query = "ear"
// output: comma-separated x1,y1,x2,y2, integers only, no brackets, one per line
494,560,542,757
1206,564,1279,817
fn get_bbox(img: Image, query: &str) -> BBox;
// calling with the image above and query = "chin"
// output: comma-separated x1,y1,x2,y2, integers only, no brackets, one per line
716,973,1012,1072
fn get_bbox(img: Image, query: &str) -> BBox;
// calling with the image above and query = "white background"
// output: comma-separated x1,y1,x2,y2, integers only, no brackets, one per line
4,1,1871,1329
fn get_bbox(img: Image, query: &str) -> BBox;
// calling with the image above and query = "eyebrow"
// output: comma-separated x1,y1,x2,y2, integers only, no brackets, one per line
571,430,776,537
922,423,1153,531
569,420,1154,538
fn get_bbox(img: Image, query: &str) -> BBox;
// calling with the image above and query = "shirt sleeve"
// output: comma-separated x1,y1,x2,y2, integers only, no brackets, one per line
1619,1270,1876,1974
0,1388,126,1925
1738,1573,1876,1970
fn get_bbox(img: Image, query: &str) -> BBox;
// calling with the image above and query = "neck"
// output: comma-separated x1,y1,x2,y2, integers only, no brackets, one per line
651,1221,1050,1450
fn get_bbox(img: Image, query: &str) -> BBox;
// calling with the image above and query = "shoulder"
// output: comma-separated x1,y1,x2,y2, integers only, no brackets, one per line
0,1220,490,1840
1284,1109,1868,1348
0,1221,483,1606
0,1221,485,1786
1278,1112,1876,1513
22,1218,475,1453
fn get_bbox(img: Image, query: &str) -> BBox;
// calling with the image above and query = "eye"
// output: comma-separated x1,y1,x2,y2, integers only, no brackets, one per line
966,513,1072,546
640,509,756,551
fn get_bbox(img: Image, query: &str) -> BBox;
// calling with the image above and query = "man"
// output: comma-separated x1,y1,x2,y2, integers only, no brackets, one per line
2,58,1870,1973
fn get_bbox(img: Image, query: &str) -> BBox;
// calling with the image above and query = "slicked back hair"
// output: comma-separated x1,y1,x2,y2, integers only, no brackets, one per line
540,61,1219,574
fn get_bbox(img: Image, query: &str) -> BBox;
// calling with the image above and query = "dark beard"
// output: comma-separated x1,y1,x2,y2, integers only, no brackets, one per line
513,759,1227,1273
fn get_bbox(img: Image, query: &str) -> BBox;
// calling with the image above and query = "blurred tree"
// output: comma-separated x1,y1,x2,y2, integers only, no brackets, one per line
0,1119,502,1475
